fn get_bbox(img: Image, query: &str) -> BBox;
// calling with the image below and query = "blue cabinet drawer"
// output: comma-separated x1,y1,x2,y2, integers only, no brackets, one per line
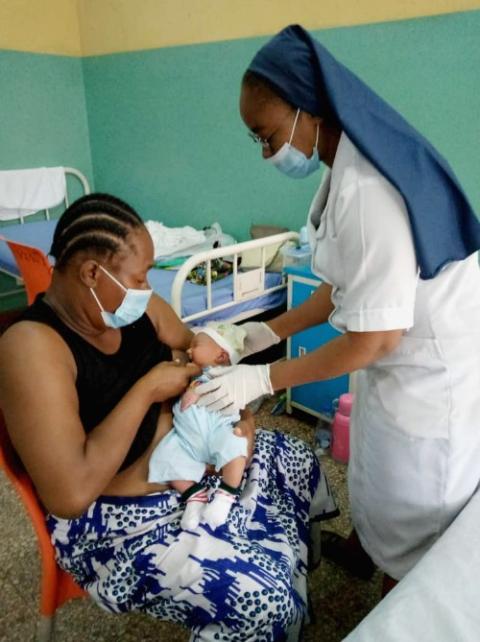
291,280,319,308
287,271,349,418
290,322,338,357
290,377,348,416
290,326,349,416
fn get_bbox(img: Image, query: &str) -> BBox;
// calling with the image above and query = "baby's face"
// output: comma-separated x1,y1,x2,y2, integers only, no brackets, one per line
188,333,230,368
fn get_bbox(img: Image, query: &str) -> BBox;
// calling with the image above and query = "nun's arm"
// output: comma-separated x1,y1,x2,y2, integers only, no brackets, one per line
269,328,403,391
267,282,334,340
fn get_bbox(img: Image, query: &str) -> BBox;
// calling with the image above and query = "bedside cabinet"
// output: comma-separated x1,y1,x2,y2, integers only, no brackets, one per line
284,264,349,420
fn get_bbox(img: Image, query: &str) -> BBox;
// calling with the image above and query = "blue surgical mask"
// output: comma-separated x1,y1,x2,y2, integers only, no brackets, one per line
267,108,320,179
90,265,152,329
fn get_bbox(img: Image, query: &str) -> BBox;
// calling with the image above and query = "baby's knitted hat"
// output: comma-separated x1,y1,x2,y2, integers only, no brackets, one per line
194,322,247,364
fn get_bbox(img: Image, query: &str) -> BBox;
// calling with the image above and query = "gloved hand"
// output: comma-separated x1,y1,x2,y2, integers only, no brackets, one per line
195,364,273,415
240,322,281,359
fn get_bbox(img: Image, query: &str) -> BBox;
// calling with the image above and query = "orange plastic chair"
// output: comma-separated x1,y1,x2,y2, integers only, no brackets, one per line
0,237,53,305
0,411,86,641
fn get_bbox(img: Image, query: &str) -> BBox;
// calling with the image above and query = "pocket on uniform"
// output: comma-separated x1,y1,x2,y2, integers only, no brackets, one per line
368,336,451,440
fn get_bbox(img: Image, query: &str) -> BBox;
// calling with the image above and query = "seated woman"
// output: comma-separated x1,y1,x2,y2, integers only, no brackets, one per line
0,193,338,642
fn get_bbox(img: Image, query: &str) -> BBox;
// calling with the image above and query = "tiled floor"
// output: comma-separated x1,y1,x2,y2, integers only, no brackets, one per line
0,398,382,641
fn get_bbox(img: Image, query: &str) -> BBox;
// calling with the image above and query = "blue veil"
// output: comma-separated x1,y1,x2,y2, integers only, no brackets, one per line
248,25,480,279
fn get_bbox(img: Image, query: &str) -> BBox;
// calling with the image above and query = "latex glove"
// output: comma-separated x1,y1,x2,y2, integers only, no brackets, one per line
195,364,273,415
240,322,281,359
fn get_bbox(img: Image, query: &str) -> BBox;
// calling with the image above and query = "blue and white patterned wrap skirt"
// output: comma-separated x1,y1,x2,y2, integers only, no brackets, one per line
47,430,338,641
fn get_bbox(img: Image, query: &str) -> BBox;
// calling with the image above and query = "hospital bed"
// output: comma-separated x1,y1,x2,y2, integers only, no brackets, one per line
0,167,89,298
0,167,297,324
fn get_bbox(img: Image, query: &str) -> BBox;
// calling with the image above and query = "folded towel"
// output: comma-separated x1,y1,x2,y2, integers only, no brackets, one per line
0,167,66,220
146,220,206,258
240,241,286,272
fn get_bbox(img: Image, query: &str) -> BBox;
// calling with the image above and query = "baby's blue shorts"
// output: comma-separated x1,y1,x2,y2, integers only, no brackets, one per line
148,401,247,483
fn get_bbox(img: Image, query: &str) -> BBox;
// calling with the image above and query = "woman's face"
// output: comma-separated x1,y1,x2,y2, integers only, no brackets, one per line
92,226,154,312
239,83,320,160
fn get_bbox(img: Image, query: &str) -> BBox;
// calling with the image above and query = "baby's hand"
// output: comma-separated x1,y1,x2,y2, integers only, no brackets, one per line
180,380,202,411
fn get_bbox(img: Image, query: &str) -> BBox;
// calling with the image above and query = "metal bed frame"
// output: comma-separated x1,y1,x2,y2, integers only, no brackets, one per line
0,168,91,297
1,167,298,322
171,231,299,323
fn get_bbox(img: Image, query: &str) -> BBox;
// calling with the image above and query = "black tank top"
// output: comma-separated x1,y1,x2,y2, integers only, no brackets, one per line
18,296,172,472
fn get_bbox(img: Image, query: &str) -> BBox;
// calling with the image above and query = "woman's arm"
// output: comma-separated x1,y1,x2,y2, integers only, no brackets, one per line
0,323,200,518
267,282,334,340
147,294,193,351
233,408,256,465
269,328,403,390
238,282,334,358
194,328,404,414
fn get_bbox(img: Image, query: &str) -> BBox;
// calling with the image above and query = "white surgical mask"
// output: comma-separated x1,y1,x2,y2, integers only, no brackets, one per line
267,108,320,179
90,265,152,329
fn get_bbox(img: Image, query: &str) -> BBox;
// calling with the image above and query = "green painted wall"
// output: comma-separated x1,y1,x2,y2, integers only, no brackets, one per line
0,50,94,310
83,10,480,239
0,50,93,186
1,11,479,312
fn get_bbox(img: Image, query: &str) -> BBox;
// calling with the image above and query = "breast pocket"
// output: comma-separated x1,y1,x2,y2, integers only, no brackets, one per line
367,336,451,440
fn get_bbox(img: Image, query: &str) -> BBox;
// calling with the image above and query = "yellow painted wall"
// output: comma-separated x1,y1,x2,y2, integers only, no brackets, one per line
78,0,480,55
0,0,82,55
0,0,479,56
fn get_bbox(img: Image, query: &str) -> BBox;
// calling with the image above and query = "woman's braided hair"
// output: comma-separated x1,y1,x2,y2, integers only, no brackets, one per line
50,193,144,270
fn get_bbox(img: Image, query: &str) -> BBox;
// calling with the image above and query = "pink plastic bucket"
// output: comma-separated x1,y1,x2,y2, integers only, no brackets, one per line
331,411,350,463
338,393,354,417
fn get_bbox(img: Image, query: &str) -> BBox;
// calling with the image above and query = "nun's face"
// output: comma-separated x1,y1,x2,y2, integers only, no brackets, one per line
240,83,320,160
240,82,341,167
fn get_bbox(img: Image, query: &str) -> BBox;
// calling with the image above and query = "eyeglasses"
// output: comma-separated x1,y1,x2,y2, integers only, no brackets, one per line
248,131,272,150
247,109,300,151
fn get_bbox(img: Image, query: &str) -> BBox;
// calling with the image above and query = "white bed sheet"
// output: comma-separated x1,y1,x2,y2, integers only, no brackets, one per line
344,489,480,641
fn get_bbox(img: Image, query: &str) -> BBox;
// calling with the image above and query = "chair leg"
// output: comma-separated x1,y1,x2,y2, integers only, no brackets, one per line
35,615,54,642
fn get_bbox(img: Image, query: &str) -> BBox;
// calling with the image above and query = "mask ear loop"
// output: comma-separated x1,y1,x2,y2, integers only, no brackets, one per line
91,265,126,314
99,265,127,292
314,123,320,150
90,287,105,312
288,108,301,145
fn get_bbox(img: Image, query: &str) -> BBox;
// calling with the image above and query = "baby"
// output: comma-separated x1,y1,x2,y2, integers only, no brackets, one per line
148,322,248,530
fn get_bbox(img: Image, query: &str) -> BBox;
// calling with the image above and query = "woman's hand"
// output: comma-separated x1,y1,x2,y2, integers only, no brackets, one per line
203,409,256,476
234,408,256,465
171,349,190,365
144,361,201,403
